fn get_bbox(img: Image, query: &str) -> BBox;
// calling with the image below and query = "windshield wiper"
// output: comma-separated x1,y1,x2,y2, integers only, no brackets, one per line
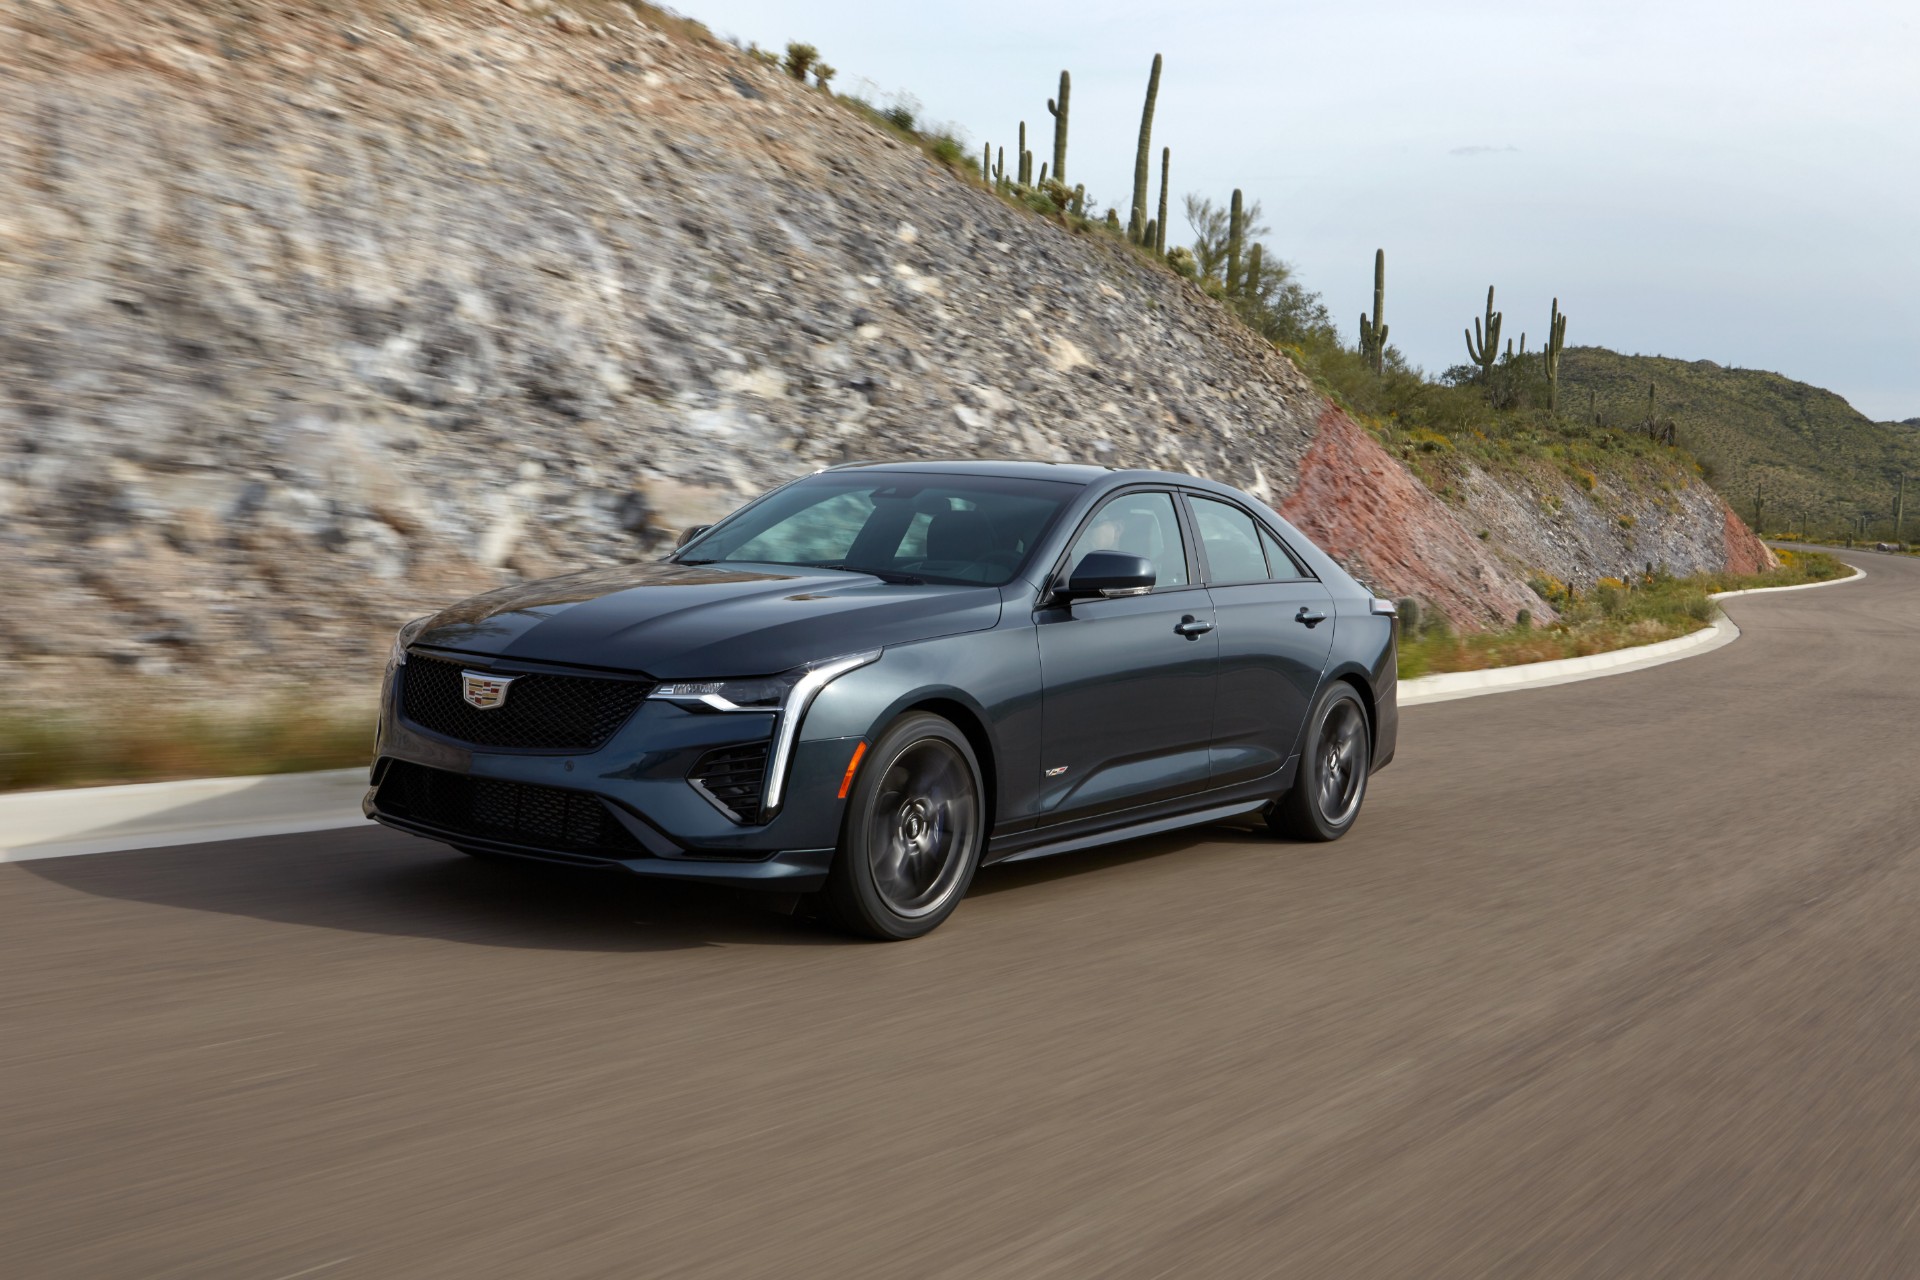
799,561,926,585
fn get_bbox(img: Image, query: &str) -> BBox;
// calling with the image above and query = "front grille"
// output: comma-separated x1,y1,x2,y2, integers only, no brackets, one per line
400,653,650,751
376,760,645,856
690,742,771,824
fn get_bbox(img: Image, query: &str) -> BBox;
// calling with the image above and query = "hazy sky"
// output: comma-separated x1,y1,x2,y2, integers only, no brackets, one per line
686,0,1919,420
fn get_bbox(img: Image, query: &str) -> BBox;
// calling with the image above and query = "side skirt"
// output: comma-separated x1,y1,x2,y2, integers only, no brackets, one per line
987,796,1273,868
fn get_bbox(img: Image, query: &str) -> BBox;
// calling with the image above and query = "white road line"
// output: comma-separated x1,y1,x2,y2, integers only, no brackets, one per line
267,1257,355,1280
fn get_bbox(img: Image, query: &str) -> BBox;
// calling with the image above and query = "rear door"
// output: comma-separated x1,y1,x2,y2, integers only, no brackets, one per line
1184,493,1335,788
1034,489,1219,823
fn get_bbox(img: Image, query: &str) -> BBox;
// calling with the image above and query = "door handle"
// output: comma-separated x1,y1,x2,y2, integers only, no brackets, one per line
1295,607,1328,628
1174,615,1215,638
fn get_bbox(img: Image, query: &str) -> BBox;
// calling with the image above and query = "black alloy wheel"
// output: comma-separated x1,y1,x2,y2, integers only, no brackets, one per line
1269,682,1371,842
826,712,985,939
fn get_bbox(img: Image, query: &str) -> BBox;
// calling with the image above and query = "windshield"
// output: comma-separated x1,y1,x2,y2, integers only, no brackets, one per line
676,472,1079,586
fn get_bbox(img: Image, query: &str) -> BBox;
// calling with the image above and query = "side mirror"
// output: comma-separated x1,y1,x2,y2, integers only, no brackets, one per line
1058,551,1155,601
675,524,712,550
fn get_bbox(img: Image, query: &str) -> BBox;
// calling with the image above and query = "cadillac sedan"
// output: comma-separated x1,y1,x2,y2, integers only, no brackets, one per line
366,461,1398,938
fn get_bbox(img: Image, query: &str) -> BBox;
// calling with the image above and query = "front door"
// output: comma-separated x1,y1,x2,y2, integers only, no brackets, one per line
1035,490,1218,823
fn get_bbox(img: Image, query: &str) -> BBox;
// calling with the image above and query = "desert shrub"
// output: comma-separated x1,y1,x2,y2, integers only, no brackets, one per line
925,132,965,169
881,97,918,132
782,42,819,81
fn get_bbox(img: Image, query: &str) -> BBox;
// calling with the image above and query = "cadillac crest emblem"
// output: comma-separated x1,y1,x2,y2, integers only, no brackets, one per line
461,671,515,710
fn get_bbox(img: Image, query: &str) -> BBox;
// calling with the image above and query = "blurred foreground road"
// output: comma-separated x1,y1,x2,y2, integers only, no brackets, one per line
5,551,1917,1278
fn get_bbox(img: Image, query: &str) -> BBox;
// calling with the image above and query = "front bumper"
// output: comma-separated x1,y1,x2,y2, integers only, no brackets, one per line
365,671,862,893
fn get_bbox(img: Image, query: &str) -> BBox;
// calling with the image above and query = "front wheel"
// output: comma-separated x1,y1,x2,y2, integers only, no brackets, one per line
1269,683,1371,842
826,712,985,940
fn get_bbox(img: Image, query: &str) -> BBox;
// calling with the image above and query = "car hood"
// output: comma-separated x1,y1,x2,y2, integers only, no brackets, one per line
411,560,1004,678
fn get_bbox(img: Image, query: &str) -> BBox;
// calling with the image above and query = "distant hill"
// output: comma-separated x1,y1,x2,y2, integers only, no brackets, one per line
1557,348,1920,536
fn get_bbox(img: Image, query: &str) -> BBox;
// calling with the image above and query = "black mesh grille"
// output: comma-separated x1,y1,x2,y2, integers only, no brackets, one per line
691,742,771,825
376,760,645,855
400,653,650,751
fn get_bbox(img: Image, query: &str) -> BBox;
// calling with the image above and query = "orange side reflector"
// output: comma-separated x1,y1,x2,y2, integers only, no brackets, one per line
837,741,868,799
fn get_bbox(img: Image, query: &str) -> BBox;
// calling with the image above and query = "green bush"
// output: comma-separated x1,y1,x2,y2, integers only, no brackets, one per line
926,133,965,169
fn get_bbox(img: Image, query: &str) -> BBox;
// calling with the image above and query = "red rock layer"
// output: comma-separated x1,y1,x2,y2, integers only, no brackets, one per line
1720,504,1777,574
1278,406,1547,628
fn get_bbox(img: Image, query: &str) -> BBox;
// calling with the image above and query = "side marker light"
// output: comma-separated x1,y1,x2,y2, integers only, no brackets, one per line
837,741,869,799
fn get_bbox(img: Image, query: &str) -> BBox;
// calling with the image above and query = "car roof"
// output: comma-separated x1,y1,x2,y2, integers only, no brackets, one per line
824,459,1252,496
826,459,1113,483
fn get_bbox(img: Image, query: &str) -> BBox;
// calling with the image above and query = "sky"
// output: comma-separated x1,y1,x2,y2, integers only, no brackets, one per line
684,0,1920,420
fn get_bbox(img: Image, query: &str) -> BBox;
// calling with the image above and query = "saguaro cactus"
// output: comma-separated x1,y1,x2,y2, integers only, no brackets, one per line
1128,54,1163,244
1226,189,1245,294
1542,297,1568,411
1642,381,1676,444
1017,122,1031,185
1155,147,1170,254
1047,71,1070,182
1358,249,1389,374
1245,244,1264,300
1463,285,1503,380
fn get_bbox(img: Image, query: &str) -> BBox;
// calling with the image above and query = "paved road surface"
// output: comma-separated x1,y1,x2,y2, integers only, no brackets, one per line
5,551,1916,1278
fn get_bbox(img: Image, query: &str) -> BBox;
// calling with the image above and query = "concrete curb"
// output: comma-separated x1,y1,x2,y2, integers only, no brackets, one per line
1400,563,1865,707
0,769,370,863
0,566,1867,862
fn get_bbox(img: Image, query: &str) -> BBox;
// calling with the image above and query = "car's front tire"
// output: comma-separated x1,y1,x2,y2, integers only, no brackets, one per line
1269,682,1371,842
825,712,985,940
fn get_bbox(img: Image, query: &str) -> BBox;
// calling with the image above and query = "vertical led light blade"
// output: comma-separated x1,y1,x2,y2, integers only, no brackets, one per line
760,651,879,819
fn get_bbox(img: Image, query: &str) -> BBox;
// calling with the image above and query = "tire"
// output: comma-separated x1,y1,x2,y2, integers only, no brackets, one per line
1268,682,1371,842
825,712,986,940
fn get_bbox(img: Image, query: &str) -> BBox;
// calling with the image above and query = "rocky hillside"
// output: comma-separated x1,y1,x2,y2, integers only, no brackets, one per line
0,0,1768,711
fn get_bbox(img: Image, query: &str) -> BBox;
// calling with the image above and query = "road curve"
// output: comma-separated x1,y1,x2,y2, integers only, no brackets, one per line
4,551,1915,1278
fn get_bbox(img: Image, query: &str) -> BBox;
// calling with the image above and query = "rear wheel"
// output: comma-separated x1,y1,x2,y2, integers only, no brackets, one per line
826,713,985,940
1269,683,1371,842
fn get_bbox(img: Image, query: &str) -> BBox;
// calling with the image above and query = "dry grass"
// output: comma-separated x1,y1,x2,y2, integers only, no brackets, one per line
0,703,375,793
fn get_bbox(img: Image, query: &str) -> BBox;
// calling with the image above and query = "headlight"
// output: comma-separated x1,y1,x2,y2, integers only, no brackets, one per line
387,615,434,670
651,651,880,818
649,673,802,713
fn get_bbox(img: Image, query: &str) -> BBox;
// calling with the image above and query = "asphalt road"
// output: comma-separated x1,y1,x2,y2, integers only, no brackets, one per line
5,550,1916,1278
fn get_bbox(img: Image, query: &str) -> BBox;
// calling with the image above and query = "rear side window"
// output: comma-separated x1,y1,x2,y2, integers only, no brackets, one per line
1188,496,1269,585
1259,526,1312,581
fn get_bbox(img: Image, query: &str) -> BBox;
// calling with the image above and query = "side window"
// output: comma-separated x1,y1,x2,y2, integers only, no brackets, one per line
1067,491,1188,589
1188,496,1269,585
1259,526,1312,581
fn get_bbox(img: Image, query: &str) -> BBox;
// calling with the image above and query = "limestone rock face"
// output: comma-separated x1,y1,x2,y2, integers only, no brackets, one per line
0,0,1762,709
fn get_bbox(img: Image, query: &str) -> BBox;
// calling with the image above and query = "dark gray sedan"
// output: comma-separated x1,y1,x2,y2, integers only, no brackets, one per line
366,461,1399,938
